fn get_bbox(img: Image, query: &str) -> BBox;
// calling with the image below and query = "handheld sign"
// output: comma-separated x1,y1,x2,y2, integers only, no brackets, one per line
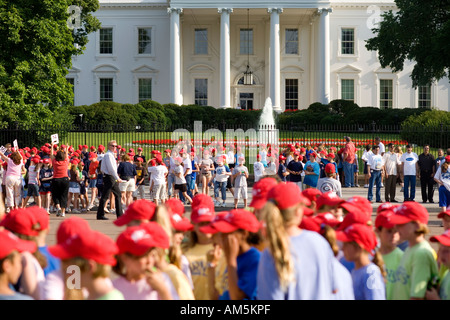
13,139,18,150
0,146,6,154
51,134,59,145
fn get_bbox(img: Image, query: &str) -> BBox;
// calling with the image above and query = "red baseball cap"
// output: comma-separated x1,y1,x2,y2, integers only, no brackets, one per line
116,222,170,256
42,158,50,164
88,152,97,160
389,202,429,225
300,148,306,153
327,153,335,158
337,210,372,231
299,216,321,233
301,189,323,203
114,199,157,227
137,147,143,151
279,155,286,161
266,182,311,210
375,210,396,229
26,206,49,232
165,198,194,232
250,178,279,210
303,207,315,216
376,202,398,214
0,229,37,259
82,145,88,149
336,224,378,253
31,157,40,164
437,210,450,219
339,196,373,217
446,155,450,163
316,192,344,210
325,163,335,174
164,149,171,154
90,146,96,151
0,208,41,236
98,145,105,152
200,209,261,234
314,212,342,228
56,217,91,244
49,230,118,266
191,194,215,224
430,229,450,247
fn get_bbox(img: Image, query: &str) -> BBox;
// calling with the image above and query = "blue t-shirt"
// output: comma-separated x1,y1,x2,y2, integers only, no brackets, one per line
117,162,137,178
305,149,315,161
220,247,260,300
191,160,197,179
332,258,355,300
39,245,61,277
257,230,335,300
287,160,303,183
351,263,386,300
303,161,320,188
278,163,287,182
339,256,355,273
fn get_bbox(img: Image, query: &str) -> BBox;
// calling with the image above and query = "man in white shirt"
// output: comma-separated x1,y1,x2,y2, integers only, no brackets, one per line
382,143,401,203
400,144,420,202
375,137,386,187
367,145,383,203
97,140,123,220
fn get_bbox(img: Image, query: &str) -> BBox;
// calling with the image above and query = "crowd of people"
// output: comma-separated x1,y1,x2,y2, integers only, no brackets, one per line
0,137,449,300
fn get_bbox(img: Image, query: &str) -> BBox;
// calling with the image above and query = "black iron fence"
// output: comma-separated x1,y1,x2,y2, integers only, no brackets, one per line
0,122,448,174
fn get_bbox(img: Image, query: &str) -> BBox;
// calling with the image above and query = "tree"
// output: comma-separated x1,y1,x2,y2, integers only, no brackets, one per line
365,0,450,87
0,0,100,128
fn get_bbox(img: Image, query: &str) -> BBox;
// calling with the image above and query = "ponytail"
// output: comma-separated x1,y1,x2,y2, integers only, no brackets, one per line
320,225,339,257
372,250,387,282
261,201,295,290
152,205,173,246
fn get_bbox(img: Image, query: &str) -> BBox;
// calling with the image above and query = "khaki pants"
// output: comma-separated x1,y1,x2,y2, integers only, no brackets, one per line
385,175,397,202
5,175,22,207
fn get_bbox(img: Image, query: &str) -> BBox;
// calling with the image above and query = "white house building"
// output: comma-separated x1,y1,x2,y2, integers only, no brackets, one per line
68,0,450,112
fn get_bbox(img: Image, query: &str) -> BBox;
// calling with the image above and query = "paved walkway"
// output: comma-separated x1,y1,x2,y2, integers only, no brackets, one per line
45,184,445,251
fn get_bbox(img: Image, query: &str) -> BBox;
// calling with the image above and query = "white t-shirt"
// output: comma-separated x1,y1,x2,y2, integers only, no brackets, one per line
400,152,419,176
148,165,168,185
254,161,265,180
382,151,401,176
362,150,373,163
367,153,383,171
214,165,230,183
200,158,214,174
434,166,450,192
174,165,186,184
182,157,192,175
227,151,235,164
113,274,179,300
378,142,386,155
259,150,267,163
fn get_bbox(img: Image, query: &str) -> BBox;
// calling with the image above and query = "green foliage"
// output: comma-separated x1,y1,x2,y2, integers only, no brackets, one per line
400,109,450,148
365,0,450,87
0,0,100,127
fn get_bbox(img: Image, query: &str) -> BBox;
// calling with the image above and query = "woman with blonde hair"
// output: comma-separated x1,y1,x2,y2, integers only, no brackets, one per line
257,182,336,299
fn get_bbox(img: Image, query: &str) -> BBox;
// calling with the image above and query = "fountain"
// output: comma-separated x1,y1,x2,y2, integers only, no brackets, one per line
258,97,278,146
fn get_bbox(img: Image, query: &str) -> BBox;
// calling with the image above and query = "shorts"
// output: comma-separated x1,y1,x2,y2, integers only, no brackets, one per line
88,179,97,188
174,183,187,193
133,184,146,199
201,172,212,178
189,178,196,191
80,184,86,195
363,162,368,175
152,184,167,200
69,181,80,194
353,164,358,173
39,182,52,194
27,184,39,197
234,186,248,200
119,179,136,192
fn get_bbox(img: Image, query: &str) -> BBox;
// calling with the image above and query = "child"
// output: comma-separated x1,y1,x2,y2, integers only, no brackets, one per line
265,153,277,176
213,157,231,207
113,222,179,300
232,156,249,209
67,159,82,214
303,153,320,189
200,151,215,196
133,157,148,201
426,230,450,300
0,229,36,300
23,157,41,208
190,152,200,196
148,157,168,206
316,163,342,197
173,157,192,205
87,152,99,211
39,158,53,214
286,152,303,190
362,144,373,188
78,162,88,212
354,151,360,187
374,208,404,300
389,202,439,299
315,191,345,220
253,154,265,182
336,223,386,300
257,182,336,299
277,155,289,182
49,229,124,300
200,209,261,300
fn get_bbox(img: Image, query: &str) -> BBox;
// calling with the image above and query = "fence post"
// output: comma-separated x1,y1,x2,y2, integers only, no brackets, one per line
440,122,444,150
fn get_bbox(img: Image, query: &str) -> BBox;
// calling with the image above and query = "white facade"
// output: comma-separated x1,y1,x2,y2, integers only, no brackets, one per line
69,0,450,111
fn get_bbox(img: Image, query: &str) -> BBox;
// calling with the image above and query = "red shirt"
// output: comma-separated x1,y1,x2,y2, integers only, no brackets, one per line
343,142,356,163
52,158,70,179
89,160,99,179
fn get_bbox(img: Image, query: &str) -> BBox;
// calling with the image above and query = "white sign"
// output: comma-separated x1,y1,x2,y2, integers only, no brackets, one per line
0,146,6,154
51,134,59,145
13,139,18,150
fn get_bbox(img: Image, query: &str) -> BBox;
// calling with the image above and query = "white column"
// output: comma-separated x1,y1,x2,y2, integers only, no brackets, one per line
318,8,332,105
168,8,182,105
219,8,232,109
268,8,283,112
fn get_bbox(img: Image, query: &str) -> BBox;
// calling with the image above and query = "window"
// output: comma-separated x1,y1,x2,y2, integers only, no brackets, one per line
195,79,208,106
341,28,354,55
379,79,393,109
100,28,113,54
240,29,253,55
239,93,254,110
138,28,152,54
341,79,354,102
100,78,113,101
285,29,298,55
139,79,152,102
418,85,431,108
194,29,208,55
285,79,298,110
